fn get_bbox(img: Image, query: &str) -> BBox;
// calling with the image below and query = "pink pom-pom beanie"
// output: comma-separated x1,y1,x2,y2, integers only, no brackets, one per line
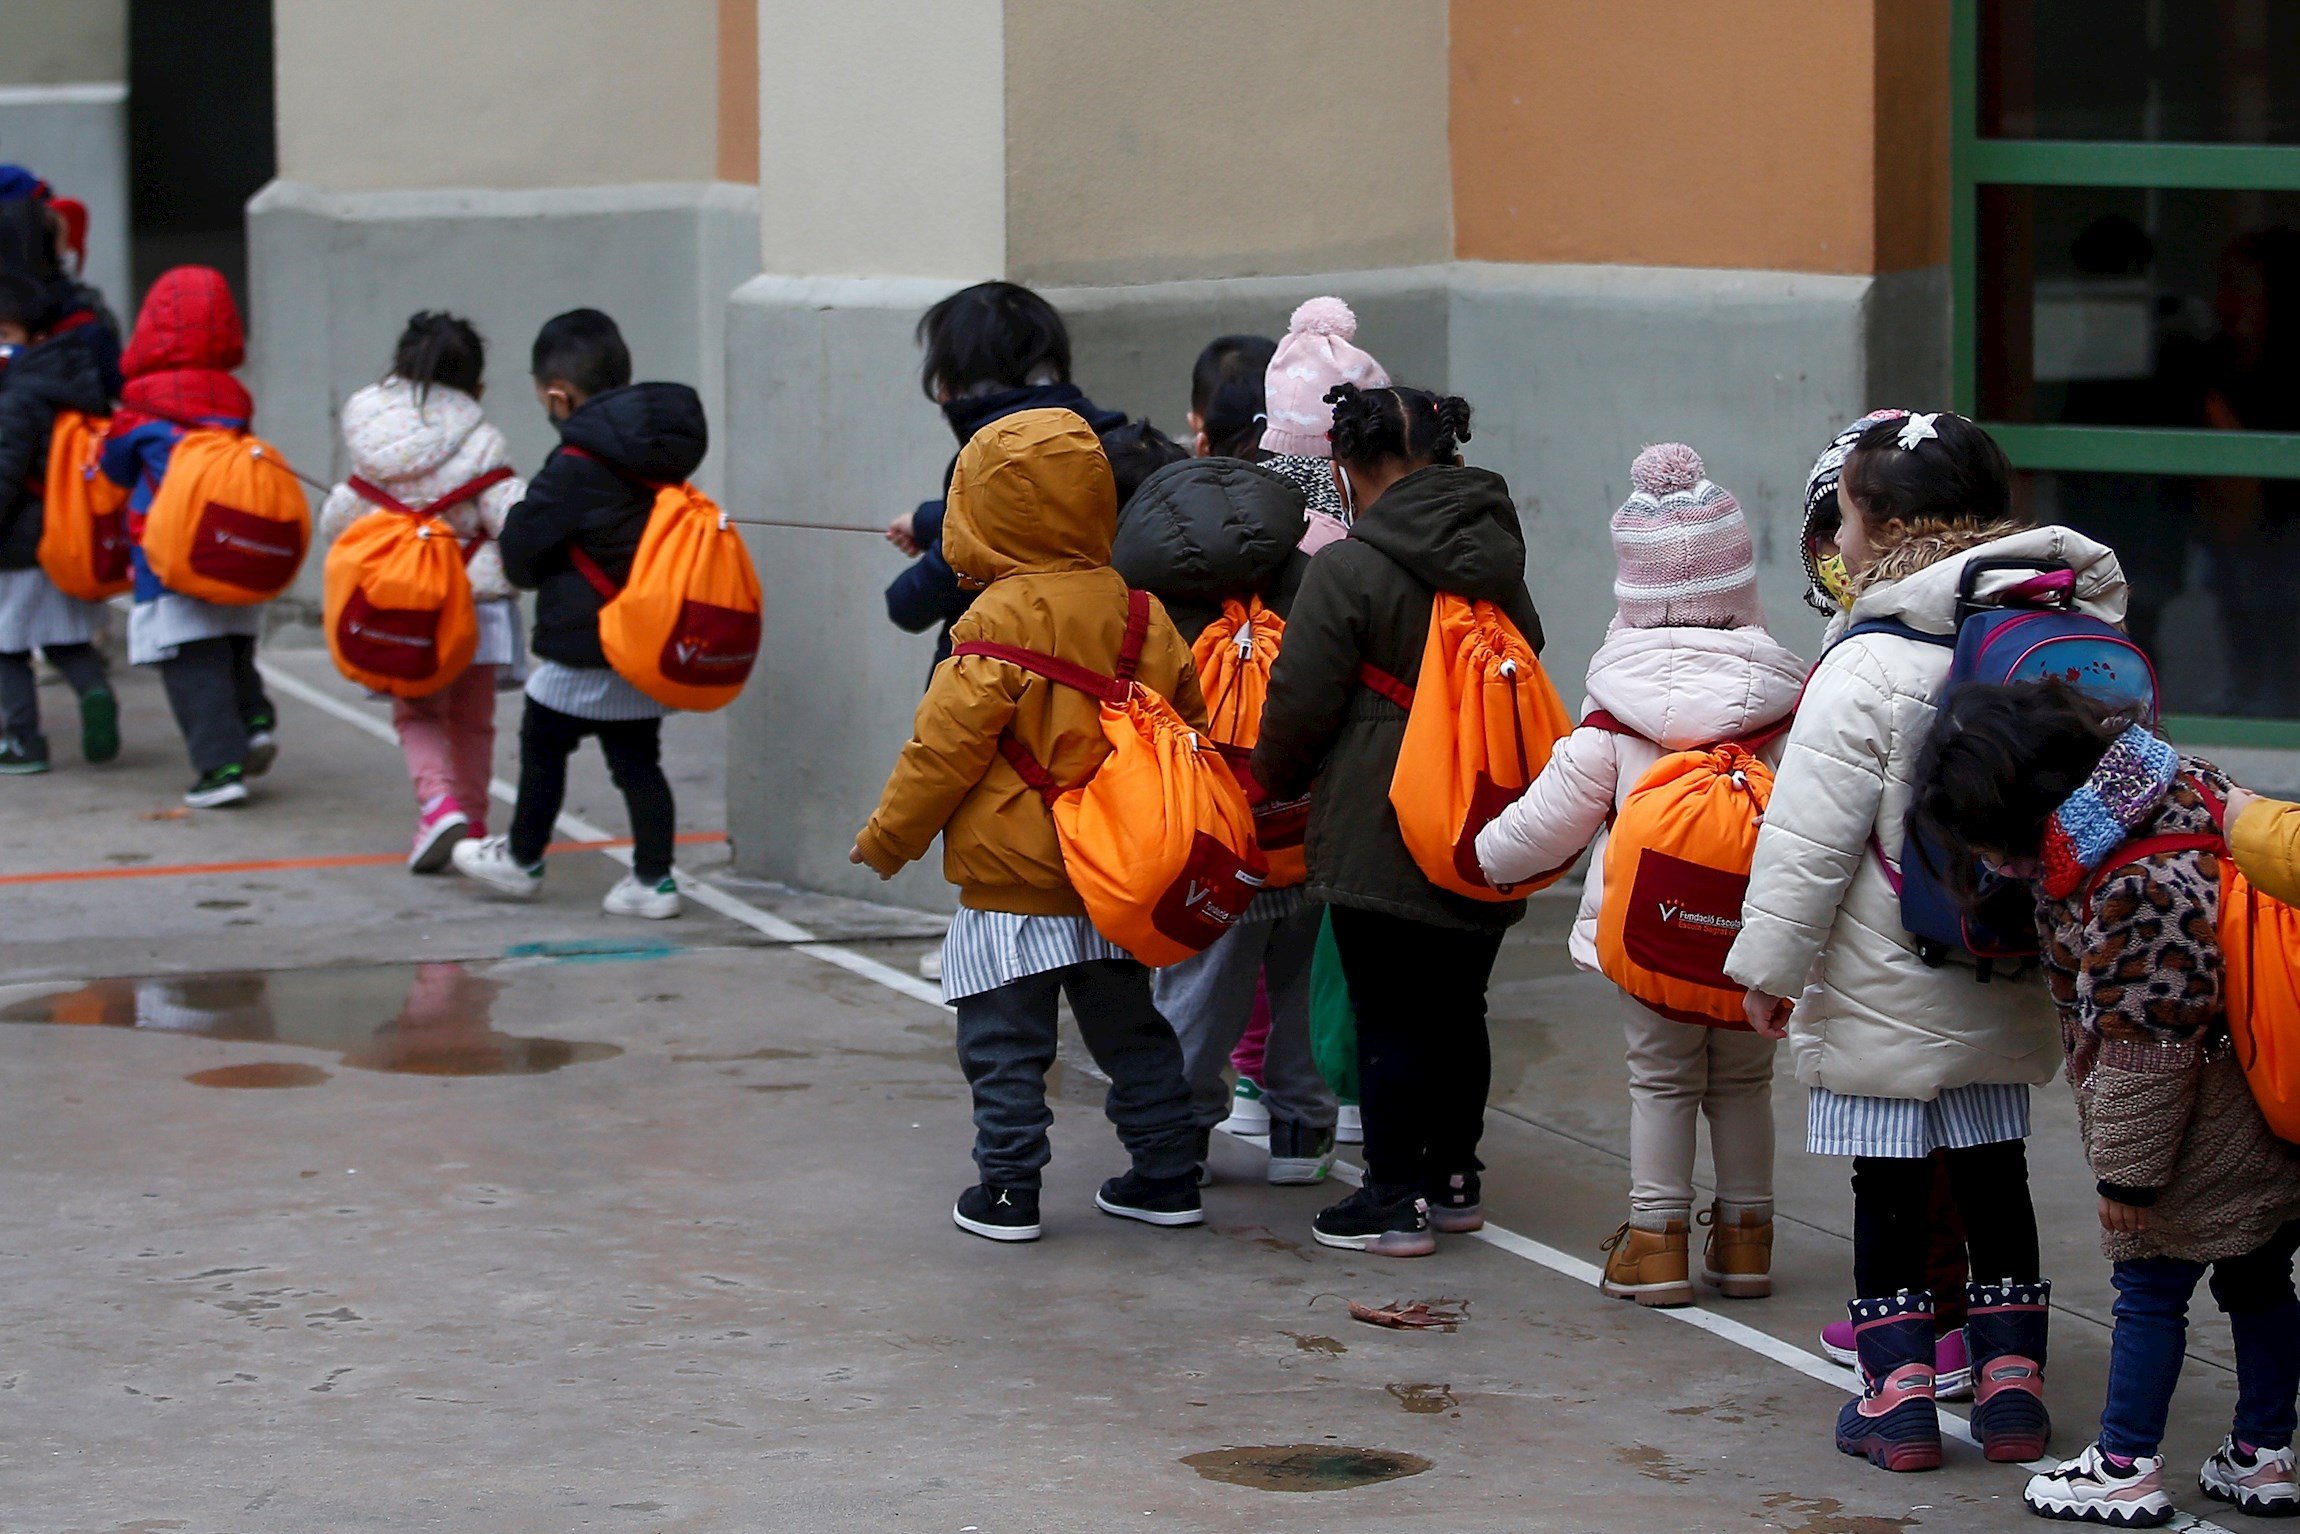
1610,443,1765,630
1258,296,1390,458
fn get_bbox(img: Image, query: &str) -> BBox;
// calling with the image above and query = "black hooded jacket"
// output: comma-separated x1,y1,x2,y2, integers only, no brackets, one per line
1110,457,1308,642
1251,465,1545,931
500,382,708,668
0,331,110,570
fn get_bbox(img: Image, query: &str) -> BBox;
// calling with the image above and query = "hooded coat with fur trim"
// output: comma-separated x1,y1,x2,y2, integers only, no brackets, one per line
1723,524,2128,1100
854,408,1206,916
320,379,526,602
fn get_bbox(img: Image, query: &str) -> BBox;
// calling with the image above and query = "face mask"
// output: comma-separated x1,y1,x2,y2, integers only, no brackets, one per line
1816,551,1855,610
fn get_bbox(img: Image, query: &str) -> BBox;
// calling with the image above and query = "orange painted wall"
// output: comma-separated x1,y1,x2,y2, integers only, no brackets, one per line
1452,0,1949,275
717,0,760,183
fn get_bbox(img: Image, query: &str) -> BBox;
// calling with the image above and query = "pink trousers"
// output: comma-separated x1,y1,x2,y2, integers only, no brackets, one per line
391,664,497,826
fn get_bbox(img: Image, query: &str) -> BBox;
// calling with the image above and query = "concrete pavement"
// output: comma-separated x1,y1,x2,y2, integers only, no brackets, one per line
0,649,2257,1532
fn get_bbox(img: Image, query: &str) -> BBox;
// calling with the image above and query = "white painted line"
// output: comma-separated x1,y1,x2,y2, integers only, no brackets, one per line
265,656,2233,1531
0,82,128,107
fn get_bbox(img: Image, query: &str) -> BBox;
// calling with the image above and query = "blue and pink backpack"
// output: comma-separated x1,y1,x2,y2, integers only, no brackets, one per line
1839,556,2158,977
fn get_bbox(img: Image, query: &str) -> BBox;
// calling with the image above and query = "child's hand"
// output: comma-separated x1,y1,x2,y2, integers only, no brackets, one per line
1743,989,1793,1039
2226,786,2260,827
849,841,894,881
885,512,921,557
2098,1196,2149,1235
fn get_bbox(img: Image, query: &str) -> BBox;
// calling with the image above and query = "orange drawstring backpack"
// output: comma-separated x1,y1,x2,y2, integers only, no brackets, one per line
955,589,1268,967
35,409,133,601
1358,592,1572,902
1585,712,1789,1028
563,460,760,713
322,469,510,697
1190,596,1310,888
139,429,310,604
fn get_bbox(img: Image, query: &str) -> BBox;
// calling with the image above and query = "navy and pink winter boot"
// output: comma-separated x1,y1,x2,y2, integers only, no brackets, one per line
1836,1291,1944,1472
1966,1279,2051,1462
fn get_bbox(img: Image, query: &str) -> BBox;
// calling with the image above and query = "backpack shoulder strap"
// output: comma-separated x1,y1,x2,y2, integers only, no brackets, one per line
567,544,621,601
1116,588,1150,682
346,475,413,516
1356,661,1415,710
1835,617,1955,650
2079,778,2231,918
1580,708,1636,737
559,443,668,492
411,465,513,519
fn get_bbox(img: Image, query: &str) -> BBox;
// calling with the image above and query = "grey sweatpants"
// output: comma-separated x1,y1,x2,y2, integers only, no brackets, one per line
952,958,1198,1191
1152,906,1336,1133
0,642,107,744
159,634,273,776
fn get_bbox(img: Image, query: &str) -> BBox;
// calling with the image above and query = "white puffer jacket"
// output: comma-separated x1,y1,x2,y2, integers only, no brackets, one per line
1722,525,2129,1100
1476,623,1806,969
318,378,526,602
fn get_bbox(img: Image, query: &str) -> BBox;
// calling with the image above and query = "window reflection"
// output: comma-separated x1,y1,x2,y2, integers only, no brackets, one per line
1983,0,2300,145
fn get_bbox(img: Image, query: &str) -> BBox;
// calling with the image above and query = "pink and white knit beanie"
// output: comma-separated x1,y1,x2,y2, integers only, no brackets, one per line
1610,443,1764,630
1258,296,1391,458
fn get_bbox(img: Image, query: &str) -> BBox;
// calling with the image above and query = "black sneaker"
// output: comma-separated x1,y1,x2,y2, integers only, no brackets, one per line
1096,1169,1204,1228
184,764,249,809
953,1183,1040,1243
0,734,50,775
1266,1118,1335,1186
1428,1170,1484,1233
243,719,278,778
1312,1185,1436,1257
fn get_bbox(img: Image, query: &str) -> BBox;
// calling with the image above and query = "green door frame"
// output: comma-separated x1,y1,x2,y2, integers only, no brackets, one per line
1950,0,2300,746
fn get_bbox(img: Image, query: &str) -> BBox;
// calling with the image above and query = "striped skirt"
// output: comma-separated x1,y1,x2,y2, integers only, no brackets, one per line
1806,1081,2031,1159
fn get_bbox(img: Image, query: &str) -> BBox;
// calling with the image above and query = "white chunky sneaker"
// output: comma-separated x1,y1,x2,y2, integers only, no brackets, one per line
2200,1436,2300,1518
452,835,543,899
2025,1444,2173,1527
603,873,680,920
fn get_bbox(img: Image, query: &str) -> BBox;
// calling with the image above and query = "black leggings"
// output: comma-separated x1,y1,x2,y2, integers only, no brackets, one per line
508,699,674,882
1328,904,1505,1199
1853,1139,2041,1297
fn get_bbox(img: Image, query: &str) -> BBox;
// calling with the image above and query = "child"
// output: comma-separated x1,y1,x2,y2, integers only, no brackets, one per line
318,312,526,871
1724,410,2127,1472
883,282,1129,665
1112,453,1338,1183
1909,681,2300,1524
451,309,701,919
1476,444,1802,1305
1186,333,1275,459
101,266,277,809
0,271,118,773
2226,788,2300,903
1256,298,1388,553
851,408,1207,1244
1252,382,1544,1257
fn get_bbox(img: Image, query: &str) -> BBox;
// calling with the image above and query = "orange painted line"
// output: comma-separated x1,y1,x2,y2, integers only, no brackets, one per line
0,832,727,888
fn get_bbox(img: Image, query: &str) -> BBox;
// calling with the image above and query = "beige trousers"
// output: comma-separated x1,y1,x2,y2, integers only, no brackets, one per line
1620,992,1777,1225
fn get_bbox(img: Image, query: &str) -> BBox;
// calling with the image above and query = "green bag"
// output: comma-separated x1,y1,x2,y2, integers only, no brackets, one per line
1308,906,1359,1103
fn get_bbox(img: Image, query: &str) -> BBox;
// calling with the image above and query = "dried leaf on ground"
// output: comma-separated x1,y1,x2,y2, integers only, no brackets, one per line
1345,1299,1467,1332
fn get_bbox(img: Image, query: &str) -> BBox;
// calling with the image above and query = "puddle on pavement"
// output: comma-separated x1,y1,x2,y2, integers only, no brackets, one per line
3,963,622,1080
188,1061,332,1089
1182,1445,1431,1493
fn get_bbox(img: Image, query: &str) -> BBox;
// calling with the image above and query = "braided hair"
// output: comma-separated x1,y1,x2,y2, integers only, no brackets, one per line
392,310,486,401
1324,381,1472,470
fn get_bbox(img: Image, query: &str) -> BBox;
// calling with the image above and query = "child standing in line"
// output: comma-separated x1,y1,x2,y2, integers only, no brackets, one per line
1112,454,1338,1184
0,272,118,774
318,312,527,871
1252,382,1544,1258
1477,444,1803,1306
1724,411,2128,1473
450,309,699,920
100,266,277,809
1186,333,1275,460
1910,682,2300,1525
1255,298,1387,553
852,408,1207,1244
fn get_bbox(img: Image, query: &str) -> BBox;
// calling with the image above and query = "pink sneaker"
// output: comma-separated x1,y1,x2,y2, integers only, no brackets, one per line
409,796,471,873
1821,1321,1972,1401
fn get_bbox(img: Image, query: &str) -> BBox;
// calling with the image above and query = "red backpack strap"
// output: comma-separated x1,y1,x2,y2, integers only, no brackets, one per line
411,465,512,519
1580,708,1637,737
347,475,414,516
1116,588,1150,682
559,443,667,491
1733,715,1795,753
567,544,621,601
1356,660,1415,710
997,735,1064,804
950,639,1126,704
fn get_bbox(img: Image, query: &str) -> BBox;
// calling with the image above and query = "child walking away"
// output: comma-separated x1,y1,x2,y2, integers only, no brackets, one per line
852,409,1208,1243
452,309,701,919
1112,454,1338,1183
1910,682,2300,1526
0,272,118,773
883,282,1129,666
100,266,281,809
1725,411,2129,1473
1256,298,1388,553
318,313,526,871
1476,444,1802,1305
1253,383,1546,1257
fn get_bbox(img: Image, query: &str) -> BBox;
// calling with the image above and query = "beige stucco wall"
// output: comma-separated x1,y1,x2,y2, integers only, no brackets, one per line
755,0,1006,278
272,0,717,191
0,0,124,85
1002,0,1450,285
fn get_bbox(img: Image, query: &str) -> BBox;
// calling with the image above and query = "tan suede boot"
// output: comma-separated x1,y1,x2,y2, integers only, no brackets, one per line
1599,1219,1693,1307
1700,1202,1774,1299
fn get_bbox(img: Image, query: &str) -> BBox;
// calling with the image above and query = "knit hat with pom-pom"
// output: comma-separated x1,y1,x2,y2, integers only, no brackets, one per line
1610,443,1764,630
1258,296,1390,457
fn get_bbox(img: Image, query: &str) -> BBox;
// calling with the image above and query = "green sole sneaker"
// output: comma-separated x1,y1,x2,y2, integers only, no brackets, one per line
79,688,119,764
